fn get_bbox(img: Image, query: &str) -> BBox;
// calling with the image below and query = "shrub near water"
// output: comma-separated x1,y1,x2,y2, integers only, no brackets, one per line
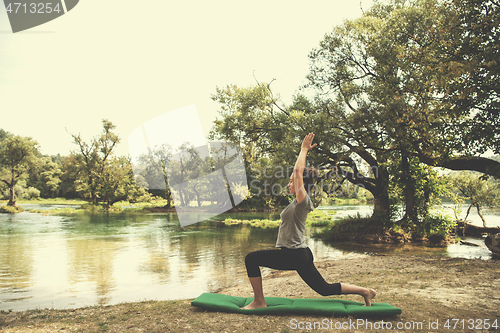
418,211,457,242
314,210,457,244
0,205,24,213
314,213,389,242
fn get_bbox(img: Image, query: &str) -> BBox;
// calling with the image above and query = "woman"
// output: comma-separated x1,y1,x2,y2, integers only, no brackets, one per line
242,132,376,310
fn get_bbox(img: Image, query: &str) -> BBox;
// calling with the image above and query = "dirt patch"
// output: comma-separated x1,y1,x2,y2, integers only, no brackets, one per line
1,255,499,332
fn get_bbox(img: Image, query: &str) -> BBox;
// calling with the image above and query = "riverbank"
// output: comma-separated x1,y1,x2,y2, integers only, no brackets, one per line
1,255,498,332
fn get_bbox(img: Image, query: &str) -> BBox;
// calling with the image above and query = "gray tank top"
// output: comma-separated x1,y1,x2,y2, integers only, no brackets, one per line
275,194,314,249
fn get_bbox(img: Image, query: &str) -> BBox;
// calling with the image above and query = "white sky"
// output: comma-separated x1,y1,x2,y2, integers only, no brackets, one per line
0,0,373,157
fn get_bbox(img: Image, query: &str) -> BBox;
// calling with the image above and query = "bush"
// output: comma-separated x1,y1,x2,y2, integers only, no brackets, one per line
128,187,153,203
420,211,456,237
313,213,387,240
25,187,41,200
306,210,336,227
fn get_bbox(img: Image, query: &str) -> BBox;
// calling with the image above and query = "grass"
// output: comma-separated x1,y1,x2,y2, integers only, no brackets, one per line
0,205,24,213
224,218,281,228
0,198,175,215
325,197,370,205
1,198,88,206
222,210,337,229
306,209,337,227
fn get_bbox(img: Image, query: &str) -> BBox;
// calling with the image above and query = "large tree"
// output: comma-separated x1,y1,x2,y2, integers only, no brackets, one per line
0,135,39,207
36,157,63,198
99,156,137,209
305,0,500,222
71,119,120,205
211,0,499,222
210,84,299,208
133,143,175,207
211,84,393,216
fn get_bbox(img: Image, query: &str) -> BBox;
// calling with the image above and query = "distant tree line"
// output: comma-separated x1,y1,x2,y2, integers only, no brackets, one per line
0,122,152,211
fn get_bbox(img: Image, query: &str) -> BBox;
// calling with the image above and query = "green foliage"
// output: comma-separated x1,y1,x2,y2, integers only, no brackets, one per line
436,0,500,155
133,144,174,207
211,81,393,217
450,171,500,208
0,204,24,213
35,157,63,198
0,129,10,141
127,187,153,204
230,194,290,211
314,208,455,244
306,210,336,227
71,119,120,205
2,184,23,200
388,157,451,221
313,213,387,239
0,135,39,206
223,218,280,229
222,209,336,229
69,120,150,209
58,154,80,199
419,210,456,242
447,171,500,226
24,187,41,200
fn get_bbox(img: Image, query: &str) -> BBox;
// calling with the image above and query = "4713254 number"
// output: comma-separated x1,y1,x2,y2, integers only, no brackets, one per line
444,319,498,330
5,2,62,14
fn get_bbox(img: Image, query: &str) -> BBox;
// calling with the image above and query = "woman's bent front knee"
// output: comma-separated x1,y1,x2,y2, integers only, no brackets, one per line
245,251,262,278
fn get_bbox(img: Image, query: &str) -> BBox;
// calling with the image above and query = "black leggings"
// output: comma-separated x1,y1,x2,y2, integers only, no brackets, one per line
244,247,342,296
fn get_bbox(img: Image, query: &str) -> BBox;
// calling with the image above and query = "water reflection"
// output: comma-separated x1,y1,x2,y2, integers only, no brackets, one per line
0,233,33,302
0,204,498,311
66,237,123,305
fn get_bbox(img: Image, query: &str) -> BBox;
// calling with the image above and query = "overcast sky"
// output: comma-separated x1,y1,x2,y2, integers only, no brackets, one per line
0,0,373,157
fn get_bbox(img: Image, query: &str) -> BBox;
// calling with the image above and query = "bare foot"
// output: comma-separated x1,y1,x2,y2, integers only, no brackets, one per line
362,289,377,306
241,300,267,310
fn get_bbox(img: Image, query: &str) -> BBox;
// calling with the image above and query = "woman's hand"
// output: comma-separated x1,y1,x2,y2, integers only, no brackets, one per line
301,133,317,151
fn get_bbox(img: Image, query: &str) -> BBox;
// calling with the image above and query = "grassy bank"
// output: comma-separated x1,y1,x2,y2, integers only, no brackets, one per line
223,210,337,229
1,255,498,332
0,198,88,206
314,213,460,245
0,198,174,215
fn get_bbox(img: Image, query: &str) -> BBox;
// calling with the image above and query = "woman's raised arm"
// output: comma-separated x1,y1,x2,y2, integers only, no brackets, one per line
293,133,317,203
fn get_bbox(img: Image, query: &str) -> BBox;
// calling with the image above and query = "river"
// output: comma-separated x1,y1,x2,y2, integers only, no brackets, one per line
0,203,498,311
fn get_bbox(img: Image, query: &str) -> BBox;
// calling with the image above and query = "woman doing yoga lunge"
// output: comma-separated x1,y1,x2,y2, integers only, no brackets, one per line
242,133,376,310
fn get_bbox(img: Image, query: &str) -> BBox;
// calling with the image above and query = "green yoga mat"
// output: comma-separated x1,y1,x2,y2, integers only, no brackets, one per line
191,293,402,316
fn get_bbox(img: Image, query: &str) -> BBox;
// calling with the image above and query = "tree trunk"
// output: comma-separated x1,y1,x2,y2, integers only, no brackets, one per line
368,163,391,218
7,185,16,207
465,204,472,220
163,191,172,208
372,191,391,217
401,152,417,223
330,151,392,220
476,204,487,227
161,160,172,209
